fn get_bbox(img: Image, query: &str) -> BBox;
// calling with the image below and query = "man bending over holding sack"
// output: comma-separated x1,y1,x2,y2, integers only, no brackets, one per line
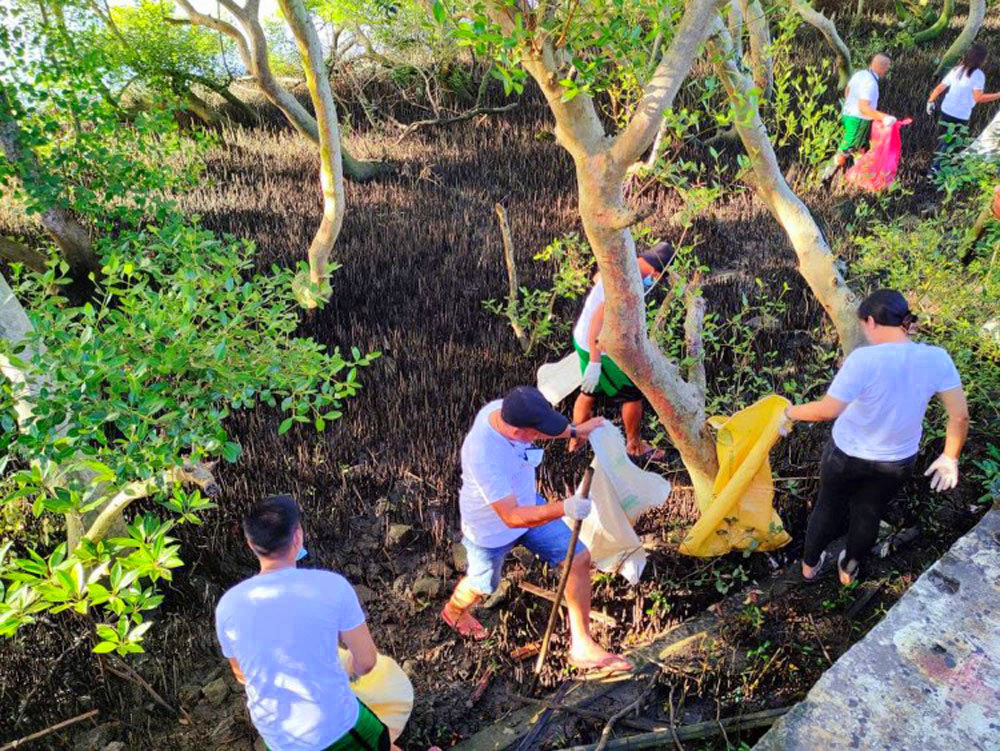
441,386,632,674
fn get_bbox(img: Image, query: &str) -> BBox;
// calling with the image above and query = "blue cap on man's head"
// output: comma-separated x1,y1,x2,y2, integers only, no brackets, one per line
501,386,570,437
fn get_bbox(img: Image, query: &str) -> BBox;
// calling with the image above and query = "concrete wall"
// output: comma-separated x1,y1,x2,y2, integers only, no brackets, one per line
754,508,1000,751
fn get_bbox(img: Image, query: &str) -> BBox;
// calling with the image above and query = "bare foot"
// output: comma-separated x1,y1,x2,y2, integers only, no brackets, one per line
441,603,488,640
626,440,665,461
568,640,632,673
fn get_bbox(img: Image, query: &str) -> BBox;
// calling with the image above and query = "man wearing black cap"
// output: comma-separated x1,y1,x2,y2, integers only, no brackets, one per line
441,386,631,674
571,241,676,461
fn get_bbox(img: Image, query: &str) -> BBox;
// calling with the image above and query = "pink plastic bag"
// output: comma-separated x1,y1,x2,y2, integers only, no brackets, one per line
845,118,912,191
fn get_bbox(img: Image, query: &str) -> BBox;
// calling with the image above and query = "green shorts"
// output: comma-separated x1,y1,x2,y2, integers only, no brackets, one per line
573,339,642,403
268,701,389,751
838,115,871,153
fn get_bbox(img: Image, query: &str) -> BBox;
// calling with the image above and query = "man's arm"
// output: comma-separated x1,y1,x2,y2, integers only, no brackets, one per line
340,622,378,680
857,98,893,122
938,386,970,459
491,494,565,529
586,303,605,361
787,395,848,423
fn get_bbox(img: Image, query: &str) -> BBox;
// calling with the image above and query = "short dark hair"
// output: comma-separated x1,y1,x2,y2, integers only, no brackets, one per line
857,289,917,329
243,494,300,556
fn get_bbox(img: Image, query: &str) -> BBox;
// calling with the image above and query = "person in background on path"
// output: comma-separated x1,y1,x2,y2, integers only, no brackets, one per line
569,241,676,462
926,42,1000,175
821,54,897,185
441,386,632,674
216,495,395,751
783,290,969,587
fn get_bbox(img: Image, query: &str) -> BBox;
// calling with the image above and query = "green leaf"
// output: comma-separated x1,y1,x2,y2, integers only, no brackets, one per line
92,641,118,654
221,442,241,463
278,417,294,435
432,0,446,25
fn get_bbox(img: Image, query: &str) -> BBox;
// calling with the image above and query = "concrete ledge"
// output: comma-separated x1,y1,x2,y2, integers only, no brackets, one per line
754,508,1000,751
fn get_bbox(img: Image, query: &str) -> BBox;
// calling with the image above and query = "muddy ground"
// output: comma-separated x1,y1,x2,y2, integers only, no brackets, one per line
1,8,997,751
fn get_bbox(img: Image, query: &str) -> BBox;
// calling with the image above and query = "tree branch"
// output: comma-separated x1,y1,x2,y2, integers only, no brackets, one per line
786,0,851,88
683,276,706,396
0,236,47,273
610,0,724,169
708,17,863,354
937,0,985,73
83,463,219,543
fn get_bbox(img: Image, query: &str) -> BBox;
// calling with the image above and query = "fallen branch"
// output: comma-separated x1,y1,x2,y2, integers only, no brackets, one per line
0,236,47,273
104,658,193,725
553,706,791,751
395,103,519,142
0,709,99,751
594,672,660,751
518,580,618,627
806,613,833,666
510,693,663,733
494,203,530,354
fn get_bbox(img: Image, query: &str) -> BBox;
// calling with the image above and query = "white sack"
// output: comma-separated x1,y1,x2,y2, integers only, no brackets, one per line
568,426,672,585
964,108,1000,157
537,352,582,406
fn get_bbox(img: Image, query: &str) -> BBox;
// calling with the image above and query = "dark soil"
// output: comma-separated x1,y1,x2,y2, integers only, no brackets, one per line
1,8,997,751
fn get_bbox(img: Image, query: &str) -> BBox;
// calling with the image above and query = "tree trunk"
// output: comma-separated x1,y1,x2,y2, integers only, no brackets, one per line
740,0,773,99
709,22,864,355
175,0,386,183
500,0,726,496
0,235,47,272
937,0,985,73
278,0,346,307
0,89,100,278
787,0,852,88
913,0,955,44
183,87,220,126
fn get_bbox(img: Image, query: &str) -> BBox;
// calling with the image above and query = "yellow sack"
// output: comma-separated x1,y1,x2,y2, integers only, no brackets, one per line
337,649,414,742
679,394,793,557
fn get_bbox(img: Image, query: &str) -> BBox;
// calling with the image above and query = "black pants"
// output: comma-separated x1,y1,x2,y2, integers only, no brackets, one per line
931,112,969,172
802,441,915,568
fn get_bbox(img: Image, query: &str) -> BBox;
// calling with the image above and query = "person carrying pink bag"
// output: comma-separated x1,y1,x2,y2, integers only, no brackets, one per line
845,117,912,191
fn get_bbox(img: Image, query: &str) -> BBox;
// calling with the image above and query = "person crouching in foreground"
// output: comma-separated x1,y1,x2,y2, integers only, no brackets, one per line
441,386,632,674
216,495,394,751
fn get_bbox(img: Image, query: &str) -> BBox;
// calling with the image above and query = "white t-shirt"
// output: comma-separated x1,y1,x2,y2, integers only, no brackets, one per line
215,568,366,751
940,66,986,121
459,400,538,548
843,69,880,119
572,279,604,350
828,342,962,461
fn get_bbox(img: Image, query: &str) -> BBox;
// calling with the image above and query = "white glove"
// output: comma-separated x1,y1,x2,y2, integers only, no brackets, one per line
563,494,592,521
924,454,959,492
882,115,897,126
580,361,602,394
778,408,794,437
925,101,936,116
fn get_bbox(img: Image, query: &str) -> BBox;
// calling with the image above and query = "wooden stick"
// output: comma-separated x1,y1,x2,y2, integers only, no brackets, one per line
494,203,530,353
510,694,663,733
0,709,99,750
552,706,791,751
534,467,595,678
518,581,618,627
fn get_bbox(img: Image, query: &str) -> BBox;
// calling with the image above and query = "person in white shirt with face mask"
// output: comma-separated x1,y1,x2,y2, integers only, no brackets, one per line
926,42,1000,174
440,386,632,674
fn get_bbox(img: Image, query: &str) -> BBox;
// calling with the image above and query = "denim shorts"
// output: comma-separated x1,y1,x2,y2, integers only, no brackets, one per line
463,494,587,595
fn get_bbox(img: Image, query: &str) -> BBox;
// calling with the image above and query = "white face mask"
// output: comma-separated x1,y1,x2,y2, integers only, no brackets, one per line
523,447,545,468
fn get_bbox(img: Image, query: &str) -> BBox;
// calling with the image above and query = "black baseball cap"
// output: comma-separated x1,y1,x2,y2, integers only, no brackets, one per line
639,241,676,273
500,386,570,437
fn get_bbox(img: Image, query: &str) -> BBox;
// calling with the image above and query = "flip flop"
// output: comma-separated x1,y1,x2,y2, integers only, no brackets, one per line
801,551,831,583
627,447,666,464
568,654,633,676
440,606,488,641
838,550,858,587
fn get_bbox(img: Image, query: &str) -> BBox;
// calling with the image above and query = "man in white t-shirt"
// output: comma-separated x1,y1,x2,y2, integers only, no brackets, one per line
215,495,392,751
441,386,632,674
821,54,897,184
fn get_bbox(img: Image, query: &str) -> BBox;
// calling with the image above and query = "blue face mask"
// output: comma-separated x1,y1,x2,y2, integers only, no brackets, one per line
642,276,654,291
296,545,308,561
